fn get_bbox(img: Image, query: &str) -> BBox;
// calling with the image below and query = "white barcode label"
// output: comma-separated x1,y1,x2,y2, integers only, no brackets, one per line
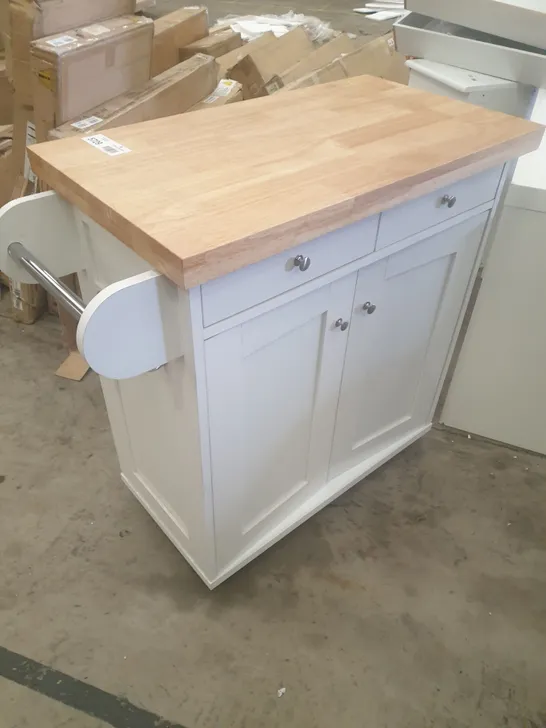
47,35,76,47
203,79,237,103
24,121,37,183
82,24,110,37
82,134,131,156
265,78,283,94
71,116,103,130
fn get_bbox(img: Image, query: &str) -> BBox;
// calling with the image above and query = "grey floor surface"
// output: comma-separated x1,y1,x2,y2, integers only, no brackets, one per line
2,297,546,728
2,1,546,726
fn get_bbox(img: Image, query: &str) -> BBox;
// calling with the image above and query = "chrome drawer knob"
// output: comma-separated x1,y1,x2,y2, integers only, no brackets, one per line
362,302,377,314
335,318,349,332
440,194,457,209
293,254,311,272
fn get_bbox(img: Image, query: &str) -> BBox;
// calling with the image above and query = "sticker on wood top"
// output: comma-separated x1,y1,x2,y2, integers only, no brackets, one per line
82,134,131,157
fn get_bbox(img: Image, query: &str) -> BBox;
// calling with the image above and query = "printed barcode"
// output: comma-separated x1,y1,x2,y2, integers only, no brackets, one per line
82,134,131,156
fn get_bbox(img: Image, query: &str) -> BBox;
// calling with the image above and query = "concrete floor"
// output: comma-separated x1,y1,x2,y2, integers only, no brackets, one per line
2,1,546,726
2,301,546,728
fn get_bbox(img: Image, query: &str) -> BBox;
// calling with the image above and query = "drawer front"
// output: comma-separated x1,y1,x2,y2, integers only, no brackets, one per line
376,167,501,251
395,13,546,88
201,215,378,326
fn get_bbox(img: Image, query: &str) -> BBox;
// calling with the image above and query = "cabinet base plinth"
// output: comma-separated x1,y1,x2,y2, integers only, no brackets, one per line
122,424,431,589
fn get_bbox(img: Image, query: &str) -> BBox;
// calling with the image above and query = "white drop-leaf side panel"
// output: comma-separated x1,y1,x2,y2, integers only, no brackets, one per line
77,271,183,380
0,192,80,282
330,212,489,478
205,274,356,570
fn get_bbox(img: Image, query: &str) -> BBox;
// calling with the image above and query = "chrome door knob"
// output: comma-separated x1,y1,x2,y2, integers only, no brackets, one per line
440,194,457,209
362,302,377,314
335,318,349,331
293,254,311,272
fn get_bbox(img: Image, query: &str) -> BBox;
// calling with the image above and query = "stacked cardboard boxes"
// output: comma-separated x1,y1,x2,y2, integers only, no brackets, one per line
4,0,150,326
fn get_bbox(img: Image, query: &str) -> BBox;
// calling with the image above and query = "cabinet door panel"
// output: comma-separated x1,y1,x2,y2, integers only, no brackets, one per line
206,275,356,569
330,212,488,478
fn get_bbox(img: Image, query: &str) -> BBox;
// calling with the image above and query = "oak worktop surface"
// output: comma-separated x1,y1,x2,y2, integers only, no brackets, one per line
28,75,543,289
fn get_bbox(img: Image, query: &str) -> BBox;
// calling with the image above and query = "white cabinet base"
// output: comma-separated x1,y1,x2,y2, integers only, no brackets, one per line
13,168,504,587
124,424,430,588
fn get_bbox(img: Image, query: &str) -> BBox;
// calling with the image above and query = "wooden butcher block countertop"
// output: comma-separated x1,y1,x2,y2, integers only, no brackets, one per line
29,75,543,289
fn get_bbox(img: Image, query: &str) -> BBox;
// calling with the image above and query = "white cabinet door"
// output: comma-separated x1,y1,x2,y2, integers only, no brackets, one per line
329,212,488,478
205,274,356,569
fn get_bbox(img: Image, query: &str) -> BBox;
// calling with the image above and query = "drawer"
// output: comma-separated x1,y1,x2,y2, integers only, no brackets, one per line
394,13,546,88
407,59,535,118
376,166,501,251
201,215,379,327
406,0,546,53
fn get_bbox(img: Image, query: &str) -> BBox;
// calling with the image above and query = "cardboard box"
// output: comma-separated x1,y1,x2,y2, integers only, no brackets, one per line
12,100,34,183
341,32,409,85
229,27,314,99
30,15,153,141
282,59,347,91
217,31,276,77
10,277,47,323
49,54,218,140
0,58,13,123
179,28,242,61
8,0,136,104
189,78,242,111
0,145,13,206
152,7,208,76
0,0,8,51
282,34,360,85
